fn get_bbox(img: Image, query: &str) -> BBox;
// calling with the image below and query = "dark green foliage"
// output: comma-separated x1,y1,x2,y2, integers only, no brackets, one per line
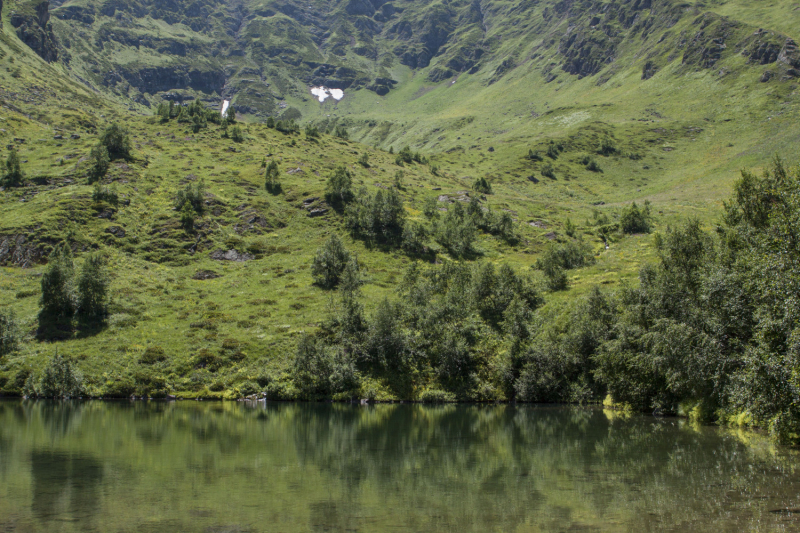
231,125,244,143
191,113,207,133
0,311,19,357
76,254,109,324
507,158,800,441
472,177,492,194
580,155,602,172
433,201,477,258
393,170,404,189
100,124,132,159
305,124,319,138
39,247,110,332
527,149,543,162
535,240,595,291
264,160,281,194
541,164,555,179
358,153,370,167
26,352,84,398
175,180,205,214
467,196,518,244
423,196,440,219
565,218,576,237
513,287,611,403
1,148,24,187
311,235,352,289
297,260,541,399
92,183,118,206
396,146,413,165
224,105,236,125
40,244,76,320
546,143,560,159
88,145,110,183
266,117,275,128
276,120,299,134
325,166,354,206
294,336,359,398
402,222,428,254
345,187,406,245
599,137,617,156
180,202,195,232
334,125,349,140
620,201,652,234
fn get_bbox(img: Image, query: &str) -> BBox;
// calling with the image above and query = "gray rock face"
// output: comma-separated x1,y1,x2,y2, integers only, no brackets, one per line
0,234,46,267
11,0,59,63
210,249,253,262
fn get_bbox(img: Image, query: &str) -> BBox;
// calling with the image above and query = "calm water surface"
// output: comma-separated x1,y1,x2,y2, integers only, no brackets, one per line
0,400,799,532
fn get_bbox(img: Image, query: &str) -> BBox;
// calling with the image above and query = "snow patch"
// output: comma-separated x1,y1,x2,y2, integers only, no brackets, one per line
310,86,344,103
221,100,230,117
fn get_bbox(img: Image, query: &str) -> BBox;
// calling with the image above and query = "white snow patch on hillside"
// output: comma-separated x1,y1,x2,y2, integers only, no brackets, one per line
310,87,344,102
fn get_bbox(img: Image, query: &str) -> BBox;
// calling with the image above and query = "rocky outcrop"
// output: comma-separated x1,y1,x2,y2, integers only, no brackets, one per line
108,65,225,95
0,234,47,268
367,77,398,95
10,0,59,63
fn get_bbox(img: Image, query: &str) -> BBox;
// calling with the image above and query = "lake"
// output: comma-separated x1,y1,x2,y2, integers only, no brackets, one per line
0,401,798,532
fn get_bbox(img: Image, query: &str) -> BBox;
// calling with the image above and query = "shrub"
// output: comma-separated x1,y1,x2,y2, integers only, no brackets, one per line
423,196,440,219
599,137,617,156
266,117,275,128
419,389,456,403
175,180,205,214
76,254,110,323
294,335,359,398
27,352,85,398
345,187,406,244
311,234,353,288
224,105,236,125
265,160,281,194
358,153,370,167
100,124,132,159
393,170,404,189
276,119,300,134
402,222,428,254
88,145,110,183
472,177,492,195
140,346,167,364
92,183,118,206
191,113,207,133
535,240,595,291
325,166,354,206
541,164,555,179
0,311,19,357
305,124,319,138
580,155,602,172
180,202,195,232
231,125,244,143
565,218,576,237
546,143,560,159
334,126,349,140
527,149,543,162
40,244,76,319
434,201,477,258
620,201,652,234
1,148,24,187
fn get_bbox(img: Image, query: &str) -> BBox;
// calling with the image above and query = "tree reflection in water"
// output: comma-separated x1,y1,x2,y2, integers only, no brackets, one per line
0,401,798,532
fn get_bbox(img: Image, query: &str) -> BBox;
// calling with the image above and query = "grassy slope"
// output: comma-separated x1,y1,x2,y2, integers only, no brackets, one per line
0,0,798,398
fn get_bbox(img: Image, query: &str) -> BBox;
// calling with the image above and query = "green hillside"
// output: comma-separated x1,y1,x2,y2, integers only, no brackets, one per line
1,0,800,440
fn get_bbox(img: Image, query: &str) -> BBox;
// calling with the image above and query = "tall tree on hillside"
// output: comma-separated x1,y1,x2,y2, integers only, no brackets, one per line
1,148,24,187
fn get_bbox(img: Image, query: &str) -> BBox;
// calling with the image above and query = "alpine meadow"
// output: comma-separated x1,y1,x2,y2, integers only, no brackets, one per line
3,0,800,446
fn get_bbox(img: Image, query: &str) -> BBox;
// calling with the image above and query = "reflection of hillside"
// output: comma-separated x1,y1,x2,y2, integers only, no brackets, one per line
0,401,799,532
